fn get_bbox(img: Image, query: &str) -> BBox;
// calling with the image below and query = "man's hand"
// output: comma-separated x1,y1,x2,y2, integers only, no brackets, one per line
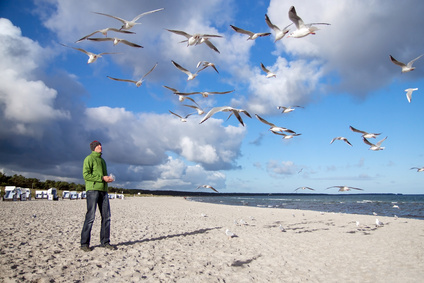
102,176,114,183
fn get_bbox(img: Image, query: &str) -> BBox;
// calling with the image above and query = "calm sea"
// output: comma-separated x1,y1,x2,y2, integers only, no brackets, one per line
188,194,424,220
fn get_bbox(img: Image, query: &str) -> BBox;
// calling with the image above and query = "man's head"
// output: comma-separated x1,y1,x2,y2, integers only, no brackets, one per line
90,140,102,152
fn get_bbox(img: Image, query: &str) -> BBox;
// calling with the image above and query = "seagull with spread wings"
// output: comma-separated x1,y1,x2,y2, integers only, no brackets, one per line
166,29,222,53
60,43,118,64
87,37,143,48
255,114,296,134
330,137,352,147
349,126,381,139
93,8,164,30
107,63,157,87
169,110,192,122
197,185,219,193
171,60,205,80
230,25,271,40
200,106,252,126
288,6,330,38
260,63,276,78
265,14,292,42
390,54,423,73
75,27,135,43
363,136,388,151
326,186,363,192
405,88,418,103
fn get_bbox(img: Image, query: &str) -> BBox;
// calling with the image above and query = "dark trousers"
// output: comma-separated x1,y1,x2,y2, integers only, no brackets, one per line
80,190,111,246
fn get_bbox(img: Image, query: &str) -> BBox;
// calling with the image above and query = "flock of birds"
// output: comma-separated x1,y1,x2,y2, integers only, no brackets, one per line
60,5,423,193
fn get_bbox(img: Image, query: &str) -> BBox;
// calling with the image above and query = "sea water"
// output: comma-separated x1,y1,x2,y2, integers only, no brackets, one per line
189,194,424,220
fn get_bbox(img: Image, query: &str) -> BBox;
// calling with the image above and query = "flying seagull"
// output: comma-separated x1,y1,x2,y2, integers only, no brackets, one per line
273,132,302,139
183,104,205,115
196,185,219,193
230,25,271,40
265,14,292,42
176,89,235,98
363,136,388,151
405,88,418,103
200,106,252,126
60,43,118,64
288,6,330,38
326,186,363,192
93,8,164,30
294,186,315,192
349,126,381,139
255,114,296,134
107,63,157,87
75,27,135,43
171,60,204,80
277,106,303,113
330,137,352,146
197,61,219,74
410,167,424,172
169,110,192,122
260,63,276,78
87,37,143,48
390,54,423,73
166,29,222,53
163,85,198,104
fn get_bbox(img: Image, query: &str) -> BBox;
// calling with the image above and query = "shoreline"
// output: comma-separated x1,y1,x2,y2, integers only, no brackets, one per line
0,197,423,282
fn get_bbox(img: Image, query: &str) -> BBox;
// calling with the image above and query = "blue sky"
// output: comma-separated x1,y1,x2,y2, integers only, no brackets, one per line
0,0,423,194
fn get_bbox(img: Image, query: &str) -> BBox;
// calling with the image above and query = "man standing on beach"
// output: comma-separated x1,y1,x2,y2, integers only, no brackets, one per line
80,140,116,251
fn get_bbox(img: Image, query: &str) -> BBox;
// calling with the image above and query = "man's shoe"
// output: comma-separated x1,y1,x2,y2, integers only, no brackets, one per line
101,243,117,250
80,246,92,252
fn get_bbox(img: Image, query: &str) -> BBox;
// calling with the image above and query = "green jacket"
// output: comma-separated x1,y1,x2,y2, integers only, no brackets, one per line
83,151,108,191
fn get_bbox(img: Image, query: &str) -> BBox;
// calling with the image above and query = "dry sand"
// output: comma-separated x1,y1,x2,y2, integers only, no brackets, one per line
0,196,423,282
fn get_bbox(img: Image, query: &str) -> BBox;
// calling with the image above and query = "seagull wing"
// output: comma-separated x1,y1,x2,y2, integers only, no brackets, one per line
407,54,423,68
265,14,280,32
255,114,276,127
171,60,191,76
350,187,363,191
169,110,182,119
362,137,375,146
200,106,232,124
231,110,246,126
119,39,143,48
349,126,366,135
107,76,137,84
166,29,192,39
260,63,271,74
60,43,89,55
93,12,128,25
288,6,304,29
230,25,254,36
163,85,178,93
208,90,235,95
203,39,220,53
376,136,387,146
389,55,406,67
142,63,158,79
132,8,164,22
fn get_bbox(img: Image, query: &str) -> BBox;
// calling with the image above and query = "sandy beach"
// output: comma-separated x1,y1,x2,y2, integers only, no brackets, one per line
0,197,423,282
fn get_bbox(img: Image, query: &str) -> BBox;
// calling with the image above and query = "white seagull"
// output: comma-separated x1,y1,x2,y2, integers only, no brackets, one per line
196,185,219,193
330,137,352,147
255,114,296,134
230,25,271,40
176,89,235,98
107,63,157,87
93,8,164,30
265,14,292,42
390,54,423,73
363,136,388,151
166,29,222,53
375,219,384,227
197,61,219,74
272,132,302,139
169,110,192,122
225,229,237,239
60,43,118,64
288,6,330,38
279,224,287,232
294,186,315,192
410,167,424,172
260,63,276,78
405,88,418,103
171,60,204,80
75,27,135,43
163,85,198,104
277,106,303,113
326,186,364,192
200,106,252,126
183,103,205,115
349,126,381,139
87,37,143,48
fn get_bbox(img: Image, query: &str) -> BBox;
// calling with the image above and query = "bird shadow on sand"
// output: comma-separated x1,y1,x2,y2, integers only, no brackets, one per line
231,255,262,267
115,226,222,247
